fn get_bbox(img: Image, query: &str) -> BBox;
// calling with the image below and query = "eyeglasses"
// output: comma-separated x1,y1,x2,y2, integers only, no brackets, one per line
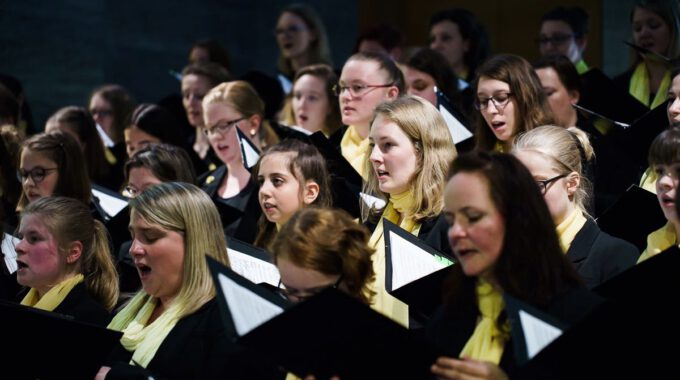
17,167,58,184
124,185,141,198
274,24,306,36
332,83,394,97
277,274,343,302
203,117,247,137
182,92,206,102
90,108,113,117
536,174,568,194
536,34,575,46
474,92,513,111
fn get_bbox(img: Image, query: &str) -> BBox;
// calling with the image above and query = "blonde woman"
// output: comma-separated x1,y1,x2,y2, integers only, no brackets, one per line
96,182,272,379
363,95,457,327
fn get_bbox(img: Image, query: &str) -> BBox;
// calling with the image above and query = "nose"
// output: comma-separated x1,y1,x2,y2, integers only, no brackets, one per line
369,144,382,164
129,239,145,257
447,222,466,243
669,98,680,119
14,238,27,255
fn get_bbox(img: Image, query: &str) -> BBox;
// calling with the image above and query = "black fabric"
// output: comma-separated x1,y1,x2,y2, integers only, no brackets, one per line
104,299,282,380
566,218,639,289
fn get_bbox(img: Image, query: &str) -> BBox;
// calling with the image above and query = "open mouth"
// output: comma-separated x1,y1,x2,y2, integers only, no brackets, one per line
297,114,308,123
136,263,152,278
16,261,28,271
455,248,475,258
491,121,506,130
262,202,276,212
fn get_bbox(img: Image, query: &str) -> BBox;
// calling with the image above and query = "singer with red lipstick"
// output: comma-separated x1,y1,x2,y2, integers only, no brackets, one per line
473,54,553,153
363,96,456,327
428,152,601,379
638,128,680,263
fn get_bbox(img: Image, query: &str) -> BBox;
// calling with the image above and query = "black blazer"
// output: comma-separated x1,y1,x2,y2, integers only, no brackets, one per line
199,166,261,244
567,218,639,289
426,285,604,376
105,299,282,380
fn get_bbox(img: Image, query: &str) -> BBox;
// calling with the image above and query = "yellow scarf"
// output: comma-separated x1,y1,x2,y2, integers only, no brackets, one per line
367,191,420,327
108,292,181,368
21,274,84,311
574,59,589,75
340,125,369,180
493,141,505,153
630,62,671,109
556,209,588,254
460,279,507,364
639,167,657,194
638,222,677,263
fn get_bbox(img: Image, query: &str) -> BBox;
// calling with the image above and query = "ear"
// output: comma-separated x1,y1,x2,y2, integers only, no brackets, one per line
569,89,580,104
65,241,83,264
302,180,320,205
386,86,400,100
247,114,261,137
566,172,580,197
576,36,587,53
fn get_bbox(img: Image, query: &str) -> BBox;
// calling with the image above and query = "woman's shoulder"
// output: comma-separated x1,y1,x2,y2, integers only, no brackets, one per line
198,165,227,192
53,282,112,326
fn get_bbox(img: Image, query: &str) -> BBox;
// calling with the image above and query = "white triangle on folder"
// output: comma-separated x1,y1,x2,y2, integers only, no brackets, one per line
237,130,261,169
91,188,128,218
439,104,473,145
388,230,448,290
226,247,280,286
519,309,563,359
217,272,284,336
360,192,386,210
2,233,19,274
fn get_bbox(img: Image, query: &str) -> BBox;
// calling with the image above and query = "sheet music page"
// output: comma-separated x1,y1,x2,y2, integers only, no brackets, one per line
239,137,261,169
227,248,280,286
91,188,127,217
388,231,449,290
2,233,18,273
519,309,563,359
218,273,284,336
439,105,473,144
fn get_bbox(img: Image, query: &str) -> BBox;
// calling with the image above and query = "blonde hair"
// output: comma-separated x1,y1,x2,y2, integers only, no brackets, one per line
22,197,119,311
128,182,229,317
512,125,594,215
202,81,279,150
362,95,457,221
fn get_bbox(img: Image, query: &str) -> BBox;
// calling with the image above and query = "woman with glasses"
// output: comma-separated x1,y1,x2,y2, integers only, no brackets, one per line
363,96,456,327
16,132,94,216
272,207,375,304
14,196,118,325
95,182,274,380
274,3,333,95
512,125,638,288
180,62,231,170
430,151,601,379
537,6,590,73
338,51,404,179
614,0,680,110
199,81,277,244
473,54,554,152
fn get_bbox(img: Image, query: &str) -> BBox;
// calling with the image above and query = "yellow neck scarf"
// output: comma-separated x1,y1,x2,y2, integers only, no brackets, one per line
630,62,671,109
493,141,505,153
340,125,369,180
367,191,420,327
460,279,507,364
638,222,677,263
21,273,84,311
108,292,182,368
556,209,587,254
574,59,589,74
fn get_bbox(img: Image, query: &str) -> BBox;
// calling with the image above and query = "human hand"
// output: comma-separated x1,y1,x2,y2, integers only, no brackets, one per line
94,366,111,380
431,356,508,380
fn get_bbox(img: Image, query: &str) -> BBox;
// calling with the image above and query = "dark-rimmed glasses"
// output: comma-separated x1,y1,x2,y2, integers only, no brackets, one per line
17,167,58,184
332,83,394,97
277,274,343,302
203,117,247,137
536,174,568,194
474,93,513,111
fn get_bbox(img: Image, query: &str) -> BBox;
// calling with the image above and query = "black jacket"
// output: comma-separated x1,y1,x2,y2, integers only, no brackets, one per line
567,218,639,289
